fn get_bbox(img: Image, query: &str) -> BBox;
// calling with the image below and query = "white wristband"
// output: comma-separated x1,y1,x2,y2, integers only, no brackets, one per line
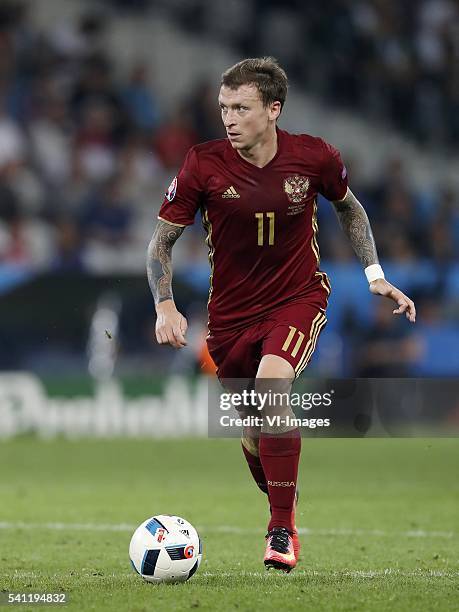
365,264,385,283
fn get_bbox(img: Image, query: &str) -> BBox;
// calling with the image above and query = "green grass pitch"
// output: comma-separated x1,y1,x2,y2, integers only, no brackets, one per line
0,437,458,611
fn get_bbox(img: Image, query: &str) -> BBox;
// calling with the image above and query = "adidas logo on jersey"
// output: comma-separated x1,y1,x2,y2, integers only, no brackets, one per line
222,186,240,198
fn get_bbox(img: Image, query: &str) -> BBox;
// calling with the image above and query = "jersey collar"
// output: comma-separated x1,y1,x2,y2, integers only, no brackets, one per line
226,127,285,171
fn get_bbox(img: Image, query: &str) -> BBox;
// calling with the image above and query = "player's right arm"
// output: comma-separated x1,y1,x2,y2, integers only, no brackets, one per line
147,147,203,348
147,220,188,348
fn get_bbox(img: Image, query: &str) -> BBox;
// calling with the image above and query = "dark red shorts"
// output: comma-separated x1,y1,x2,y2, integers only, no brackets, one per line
207,293,328,381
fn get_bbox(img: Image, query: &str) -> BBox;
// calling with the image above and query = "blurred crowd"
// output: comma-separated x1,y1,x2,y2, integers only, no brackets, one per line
317,155,459,266
0,2,223,271
0,1,458,274
164,0,459,149
0,1,458,376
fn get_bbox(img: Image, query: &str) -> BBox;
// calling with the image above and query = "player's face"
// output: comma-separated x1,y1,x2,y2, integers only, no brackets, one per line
218,84,280,151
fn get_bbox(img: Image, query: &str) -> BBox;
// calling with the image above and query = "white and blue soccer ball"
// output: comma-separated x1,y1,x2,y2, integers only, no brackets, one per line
129,515,202,583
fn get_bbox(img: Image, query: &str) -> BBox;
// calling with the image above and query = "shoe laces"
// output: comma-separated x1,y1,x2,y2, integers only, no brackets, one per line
267,527,291,554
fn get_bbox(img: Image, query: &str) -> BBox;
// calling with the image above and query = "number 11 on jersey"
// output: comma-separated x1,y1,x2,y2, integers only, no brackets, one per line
255,212,275,246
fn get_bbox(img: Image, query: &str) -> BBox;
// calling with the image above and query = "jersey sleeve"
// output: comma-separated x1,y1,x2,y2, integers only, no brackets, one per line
319,140,348,202
158,147,203,226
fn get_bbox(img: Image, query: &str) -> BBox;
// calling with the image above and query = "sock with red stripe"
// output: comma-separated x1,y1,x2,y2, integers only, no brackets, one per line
241,440,268,495
259,429,301,532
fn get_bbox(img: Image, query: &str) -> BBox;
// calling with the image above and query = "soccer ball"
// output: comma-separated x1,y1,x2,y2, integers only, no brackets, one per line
129,515,202,583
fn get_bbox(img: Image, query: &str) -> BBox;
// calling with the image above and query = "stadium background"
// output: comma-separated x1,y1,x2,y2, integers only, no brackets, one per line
1,0,459,385
1,0,458,436
0,2,458,610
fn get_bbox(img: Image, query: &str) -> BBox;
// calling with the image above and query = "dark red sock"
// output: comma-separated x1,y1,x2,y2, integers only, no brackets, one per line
241,441,268,495
259,429,301,532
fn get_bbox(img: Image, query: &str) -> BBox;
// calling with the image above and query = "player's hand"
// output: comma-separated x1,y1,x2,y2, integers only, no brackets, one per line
369,278,416,323
155,300,188,348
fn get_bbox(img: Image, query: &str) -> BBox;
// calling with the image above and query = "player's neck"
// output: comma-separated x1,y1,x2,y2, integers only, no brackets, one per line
237,127,278,168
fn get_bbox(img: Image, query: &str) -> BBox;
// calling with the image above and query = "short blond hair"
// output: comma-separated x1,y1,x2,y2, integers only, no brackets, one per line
221,57,288,111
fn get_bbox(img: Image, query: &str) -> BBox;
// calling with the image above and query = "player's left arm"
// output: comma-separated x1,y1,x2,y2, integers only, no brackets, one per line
332,188,416,323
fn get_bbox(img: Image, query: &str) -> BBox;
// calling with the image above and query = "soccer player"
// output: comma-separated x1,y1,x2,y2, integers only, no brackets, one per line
146,57,416,572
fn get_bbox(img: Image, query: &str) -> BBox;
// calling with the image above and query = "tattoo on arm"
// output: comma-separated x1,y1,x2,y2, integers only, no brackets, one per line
147,220,185,304
332,189,379,268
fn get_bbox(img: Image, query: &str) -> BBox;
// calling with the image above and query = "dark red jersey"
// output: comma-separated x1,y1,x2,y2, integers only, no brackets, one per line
158,128,348,332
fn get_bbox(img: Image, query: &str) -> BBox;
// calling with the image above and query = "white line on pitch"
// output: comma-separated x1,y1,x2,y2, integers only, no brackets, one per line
0,521,455,539
200,569,459,578
200,569,459,579
8,569,459,579
210,526,457,538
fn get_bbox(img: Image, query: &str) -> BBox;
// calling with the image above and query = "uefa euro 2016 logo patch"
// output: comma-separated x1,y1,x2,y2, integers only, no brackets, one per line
165,177,177,202
284,175,310,203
